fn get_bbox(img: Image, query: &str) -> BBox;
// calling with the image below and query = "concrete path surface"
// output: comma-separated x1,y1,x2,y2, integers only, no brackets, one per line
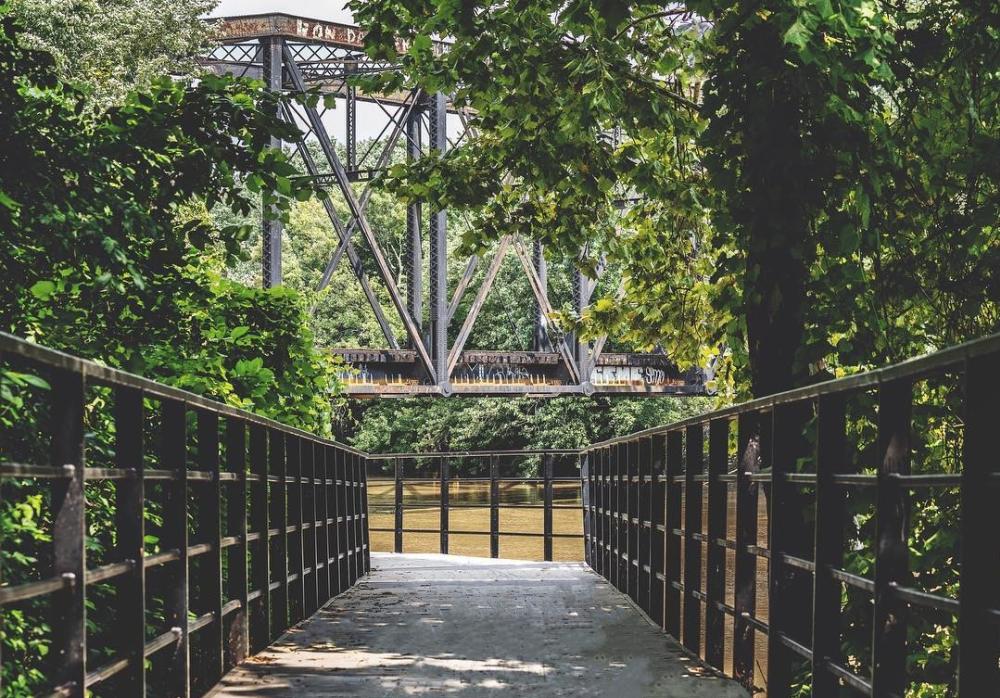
209,552,749,697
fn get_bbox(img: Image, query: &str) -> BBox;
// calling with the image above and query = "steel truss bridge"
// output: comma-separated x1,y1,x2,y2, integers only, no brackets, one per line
204,14,711,398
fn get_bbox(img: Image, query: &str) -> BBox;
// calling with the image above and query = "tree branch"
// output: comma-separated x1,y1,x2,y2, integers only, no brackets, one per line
612,9,690,41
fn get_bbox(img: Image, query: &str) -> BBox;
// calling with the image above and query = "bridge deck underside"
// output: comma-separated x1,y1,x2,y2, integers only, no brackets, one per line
208,552,747,697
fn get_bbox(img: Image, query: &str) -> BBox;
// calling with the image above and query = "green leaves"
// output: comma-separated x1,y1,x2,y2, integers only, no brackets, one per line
28,280,55,300
783,20,812,49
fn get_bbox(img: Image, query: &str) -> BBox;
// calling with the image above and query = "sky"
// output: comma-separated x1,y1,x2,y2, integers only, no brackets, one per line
210,0,353,22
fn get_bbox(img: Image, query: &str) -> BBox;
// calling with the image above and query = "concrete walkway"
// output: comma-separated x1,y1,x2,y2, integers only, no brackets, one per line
209,553,749,697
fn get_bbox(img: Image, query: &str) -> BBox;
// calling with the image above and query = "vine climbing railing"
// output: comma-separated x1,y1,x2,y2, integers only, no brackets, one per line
581,333,1000,696
0,333,369,697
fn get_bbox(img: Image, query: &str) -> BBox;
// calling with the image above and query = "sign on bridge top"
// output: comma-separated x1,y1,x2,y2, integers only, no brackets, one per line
211,13,446,55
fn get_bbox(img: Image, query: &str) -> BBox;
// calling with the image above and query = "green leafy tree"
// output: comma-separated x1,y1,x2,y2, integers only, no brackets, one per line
351,0,997,398
9,0,217,107
0,5,341,691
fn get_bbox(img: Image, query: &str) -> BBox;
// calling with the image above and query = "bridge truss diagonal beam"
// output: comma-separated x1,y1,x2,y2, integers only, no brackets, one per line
282,46,437,382
511,238,581,385
447,236,513,377
312,88,423,293
278,101,399,349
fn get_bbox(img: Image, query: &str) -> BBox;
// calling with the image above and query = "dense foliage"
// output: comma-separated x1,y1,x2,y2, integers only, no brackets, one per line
9,0,215,107
352,0,999,398
0,3,342,692
347,2,997,695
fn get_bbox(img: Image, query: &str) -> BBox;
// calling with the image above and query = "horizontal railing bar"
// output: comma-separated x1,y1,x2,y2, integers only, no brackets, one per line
369,449,582,458
820,659,873,695
83,467,132,479
778,632,813,660
144,549,181,568
188,611,214,633
830,473,876,486
370,503,583,510
84,656,130,687
780,553,816,573
740,612,769,634
887,473,962,487
585,330,1000,450
0,462,75,478
145,469,180,480
785,473,817,484
0,574,72,604
371,476,580,483
188,542,213,558
890,583,959,614
827,565,875,593
0,331,366,456
143,628,181,657
86,560,134,584
368,527,582,538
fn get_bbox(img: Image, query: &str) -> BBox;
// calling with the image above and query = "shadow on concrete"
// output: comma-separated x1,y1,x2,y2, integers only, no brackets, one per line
208,553,749,697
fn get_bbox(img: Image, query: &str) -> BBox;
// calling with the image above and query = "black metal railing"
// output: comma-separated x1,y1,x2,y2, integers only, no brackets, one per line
0,334,370,697
365,450,583,561
581,333,1000,696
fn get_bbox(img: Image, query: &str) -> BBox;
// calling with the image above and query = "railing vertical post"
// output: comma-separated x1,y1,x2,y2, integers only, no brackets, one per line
683,424,704,656
248,424,270,652
609,445,618,586
289,436,305,621
627,440,639,602
811,394,847,695
440,456,450,555
336,449,349,592
305,441,319,615
581,452,591,567
197,410,223,683
348,453,358,584
650,436,666,629
706,417,729,671
328,448,342,595
394,457,403,553
326,446,341,596
161,399,190,697
113,386,145,694
225,418,249,669
608,446,616,586
317,444,330,604
872,379,912,698
768,403,807,698
270,430,288,639
361,455,370,574
543,455,554,562
616,443,625,591
733,411,760,689
50,369,86,697
638,437,650,614
592,450,600,572
958,354,1000,691
603,447,611,578
664,430,683,639
490,456,500,558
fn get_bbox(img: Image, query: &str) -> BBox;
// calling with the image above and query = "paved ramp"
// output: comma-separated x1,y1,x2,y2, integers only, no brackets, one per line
209,553,748,697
